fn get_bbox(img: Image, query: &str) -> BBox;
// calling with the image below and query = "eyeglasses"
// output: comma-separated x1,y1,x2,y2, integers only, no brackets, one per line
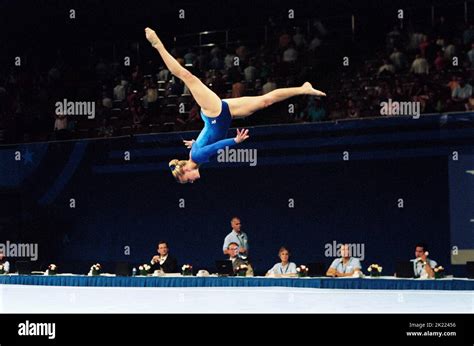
229,247,239,251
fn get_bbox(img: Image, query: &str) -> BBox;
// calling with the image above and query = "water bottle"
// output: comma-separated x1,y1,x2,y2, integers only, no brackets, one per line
132,267,137,276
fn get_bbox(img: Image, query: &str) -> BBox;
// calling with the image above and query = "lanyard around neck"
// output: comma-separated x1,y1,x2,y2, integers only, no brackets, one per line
280,263,289,274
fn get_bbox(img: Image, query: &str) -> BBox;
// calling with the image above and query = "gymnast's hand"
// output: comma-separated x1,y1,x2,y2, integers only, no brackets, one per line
145,27,162,48
183,139,195,149
234,129,250,143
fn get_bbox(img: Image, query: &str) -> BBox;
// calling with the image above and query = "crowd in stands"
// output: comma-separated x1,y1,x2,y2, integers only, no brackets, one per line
0,14,473,144
321,17,474,122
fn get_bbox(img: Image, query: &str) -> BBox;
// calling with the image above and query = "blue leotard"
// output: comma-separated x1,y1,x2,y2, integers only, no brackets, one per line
190,100,237,164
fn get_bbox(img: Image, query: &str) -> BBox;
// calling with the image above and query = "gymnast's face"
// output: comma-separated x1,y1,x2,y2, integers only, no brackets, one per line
180,167,200,184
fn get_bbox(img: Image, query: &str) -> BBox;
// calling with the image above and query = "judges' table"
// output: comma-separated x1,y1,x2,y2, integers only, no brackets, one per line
0,275,473,290
1,275,473,313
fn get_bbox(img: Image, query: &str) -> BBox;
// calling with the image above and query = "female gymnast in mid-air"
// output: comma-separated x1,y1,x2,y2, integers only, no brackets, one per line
145,27,326,184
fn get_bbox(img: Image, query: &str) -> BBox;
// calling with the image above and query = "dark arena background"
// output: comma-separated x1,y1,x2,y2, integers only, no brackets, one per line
0,0,473,345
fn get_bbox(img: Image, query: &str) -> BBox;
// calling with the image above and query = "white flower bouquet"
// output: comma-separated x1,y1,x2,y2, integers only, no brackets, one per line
235,263,248,277
138,264,152,276
367,264,383,277
434,266,445,279
181,264,193,276
296,265,309,277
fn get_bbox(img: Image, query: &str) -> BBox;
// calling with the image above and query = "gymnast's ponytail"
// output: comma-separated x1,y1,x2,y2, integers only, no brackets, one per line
169,159,188,182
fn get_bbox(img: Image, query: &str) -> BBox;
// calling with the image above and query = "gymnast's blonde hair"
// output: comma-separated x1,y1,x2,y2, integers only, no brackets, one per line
169,159,188,183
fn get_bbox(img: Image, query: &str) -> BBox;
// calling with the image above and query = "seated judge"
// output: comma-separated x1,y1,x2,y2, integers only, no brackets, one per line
0,251,10,273
150,241,178,273
227,242,253,276
326,244,362,277
266,246,297,276
411,242,437,278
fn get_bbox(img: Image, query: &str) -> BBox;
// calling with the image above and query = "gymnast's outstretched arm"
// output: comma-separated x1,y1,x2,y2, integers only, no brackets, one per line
191,129,249,163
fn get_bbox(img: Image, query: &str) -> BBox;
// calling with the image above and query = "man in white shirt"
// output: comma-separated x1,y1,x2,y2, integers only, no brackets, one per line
411,243,437,278
283,45,298,63
452,78,473,101
326,244,362,277
378,59,396,76
244,61,258,83
410,55,429,75
222,217,249,259
390,48,408,70
113,80,128,102
262,77,277,95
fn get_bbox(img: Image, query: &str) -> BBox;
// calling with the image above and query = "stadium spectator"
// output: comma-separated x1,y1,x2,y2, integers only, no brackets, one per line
97,118,114,137
157,66,171,82
303,96,326,122
378,59,396,76
467,43,474,67
244,59,258,83
463,24,474,45
262,77,277,95
390,48,408,71
451,77,472,102
410,54,430,75
282,43,298,63
113,79,128,102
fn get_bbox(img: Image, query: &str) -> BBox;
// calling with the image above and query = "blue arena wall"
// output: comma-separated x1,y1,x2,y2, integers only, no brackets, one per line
1,112,473,276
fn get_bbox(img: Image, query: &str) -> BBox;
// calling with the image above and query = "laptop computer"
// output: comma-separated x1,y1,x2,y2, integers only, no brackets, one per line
395,261,414,278
115,262,131,277
306,262,326,277
466,261,474,279
16,261,32,275
215,260,234,276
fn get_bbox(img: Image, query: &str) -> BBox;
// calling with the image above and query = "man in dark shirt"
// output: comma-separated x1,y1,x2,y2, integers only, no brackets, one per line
150,241,178,273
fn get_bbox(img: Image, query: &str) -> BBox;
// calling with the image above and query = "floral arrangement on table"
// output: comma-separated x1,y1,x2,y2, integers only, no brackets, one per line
367,264,383,277
434,266,445,279
46,264,57,276
0,264,5,275
88,263,102,276
181,264,193,276
296,265,309,277
235,263,248,277
138,264,152,276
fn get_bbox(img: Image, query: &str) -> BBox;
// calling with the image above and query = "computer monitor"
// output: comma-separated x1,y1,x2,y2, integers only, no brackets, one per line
16,261,31,275
115,262,131,277
306,262,326,277
466,261,474,279
395,261,414,278
215,260,234,276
